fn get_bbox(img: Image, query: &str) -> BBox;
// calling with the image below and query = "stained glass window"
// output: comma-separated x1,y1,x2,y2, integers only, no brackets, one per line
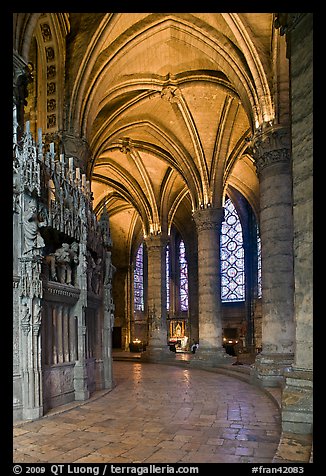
220,198,245,302
134,243,144,311
257,225,262,298
166,244,170,311
179,240,189,311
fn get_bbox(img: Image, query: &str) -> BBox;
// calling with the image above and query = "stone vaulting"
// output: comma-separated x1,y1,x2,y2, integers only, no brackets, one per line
13,12,313,464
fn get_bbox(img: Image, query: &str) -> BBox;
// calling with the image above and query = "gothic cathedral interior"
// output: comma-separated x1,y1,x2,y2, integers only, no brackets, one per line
13,12,313,447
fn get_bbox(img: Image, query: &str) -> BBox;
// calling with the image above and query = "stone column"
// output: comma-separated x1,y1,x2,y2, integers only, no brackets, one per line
19,258,44,420
191,207,233,367
73,197,90,400
275,13,313,433
102,253,115,389
141,234,171,362
252,125,295,386
69,312,77,362
63,306,70,363
99,209,115,389
57,304,63,363
187,241,199,345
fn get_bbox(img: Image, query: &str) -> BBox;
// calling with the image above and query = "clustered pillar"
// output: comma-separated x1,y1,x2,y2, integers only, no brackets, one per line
141,234,171,362
191,207,233,367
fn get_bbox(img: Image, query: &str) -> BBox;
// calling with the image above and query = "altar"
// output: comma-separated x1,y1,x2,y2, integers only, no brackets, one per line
168,320,189,352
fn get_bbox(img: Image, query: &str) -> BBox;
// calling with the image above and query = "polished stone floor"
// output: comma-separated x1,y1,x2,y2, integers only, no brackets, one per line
13,360,284,464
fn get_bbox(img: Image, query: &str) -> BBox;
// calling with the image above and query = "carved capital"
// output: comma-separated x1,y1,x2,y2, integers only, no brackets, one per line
251,126,291,175
145,234,168,252
192,207,224,233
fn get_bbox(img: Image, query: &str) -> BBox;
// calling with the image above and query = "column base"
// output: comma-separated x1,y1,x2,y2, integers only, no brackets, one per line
189,346,235,368
95,359,104,390
23,406,43,421
282,367,313,434
140,345,175,363
102,358,114,390
252,352,294,387
74,361,90,401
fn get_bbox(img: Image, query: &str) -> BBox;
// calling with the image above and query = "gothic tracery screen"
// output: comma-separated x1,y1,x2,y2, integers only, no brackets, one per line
220,198,245,302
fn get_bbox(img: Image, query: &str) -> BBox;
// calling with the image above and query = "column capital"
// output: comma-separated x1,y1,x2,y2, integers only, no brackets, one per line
251,125,291,176
144,233,168,250
192,206,224,233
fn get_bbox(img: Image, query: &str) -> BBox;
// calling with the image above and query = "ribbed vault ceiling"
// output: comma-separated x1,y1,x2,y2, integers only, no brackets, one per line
64,13,273,242
15,12,276,253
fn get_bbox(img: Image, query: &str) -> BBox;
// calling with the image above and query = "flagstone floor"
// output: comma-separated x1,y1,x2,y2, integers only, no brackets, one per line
13,359,290,464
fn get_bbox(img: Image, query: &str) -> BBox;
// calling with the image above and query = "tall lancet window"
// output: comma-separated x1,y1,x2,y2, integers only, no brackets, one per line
134,243,144,311
166,244,170,311
179,240,189,311
257,225,262,298
220,198,245,302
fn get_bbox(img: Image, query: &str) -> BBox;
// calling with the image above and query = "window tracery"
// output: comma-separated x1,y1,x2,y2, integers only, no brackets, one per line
220,198,245,302
179,240,189,311
134,243,144,311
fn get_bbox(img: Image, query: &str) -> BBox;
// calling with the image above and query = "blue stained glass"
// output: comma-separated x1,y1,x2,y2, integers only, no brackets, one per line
257,225,262,298
166,244,170,311
220,198,245,302
134,243,144,311
179,240,189,311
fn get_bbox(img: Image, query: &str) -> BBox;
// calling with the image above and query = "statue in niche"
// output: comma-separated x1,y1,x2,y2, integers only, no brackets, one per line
64,207,73,236
91,257,102,294
13,153,20,212
104,251,114,286
33,301,42,335
23,201,46,255
45,252,57,281
52,242,79,285
87,252,95,290
21,302,31,335
70,241,79,284
54,243,71,283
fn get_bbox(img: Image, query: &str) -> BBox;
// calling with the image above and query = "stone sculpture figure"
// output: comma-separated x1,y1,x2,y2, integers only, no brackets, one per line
45,252,57,281
87,252,96,290
70,241,79,285
21,302,31,335
91,257,102,294
54,243,71,284
23,202,46,255
52,242,79,285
